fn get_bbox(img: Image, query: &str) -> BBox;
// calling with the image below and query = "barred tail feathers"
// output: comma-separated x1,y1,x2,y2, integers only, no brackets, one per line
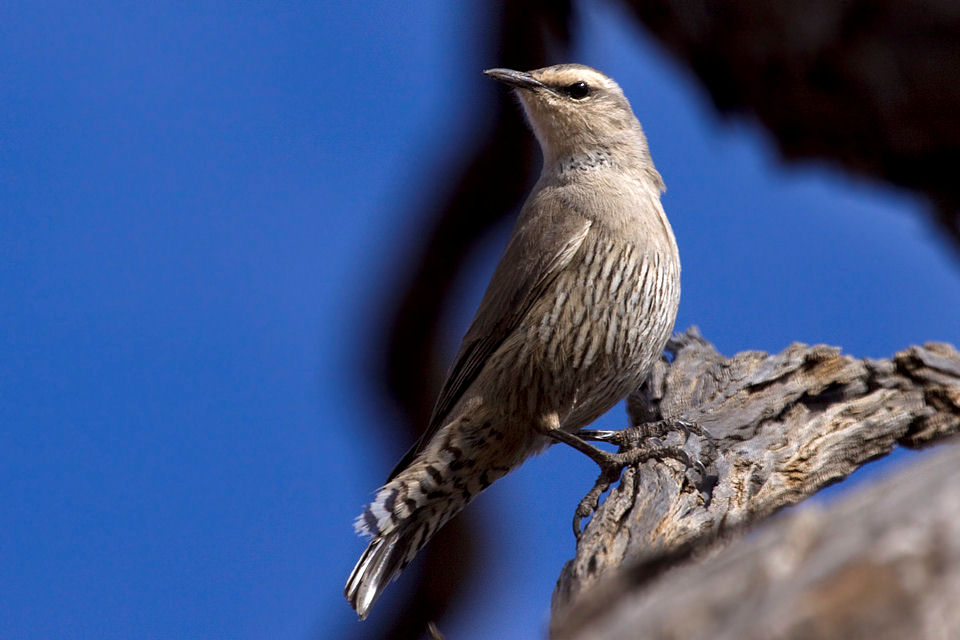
345,478,464,619
345,438,511,618
345,525,411,619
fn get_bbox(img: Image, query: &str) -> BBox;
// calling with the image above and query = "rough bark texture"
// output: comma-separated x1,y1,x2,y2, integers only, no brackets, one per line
555,443,960,640
551,328,960,638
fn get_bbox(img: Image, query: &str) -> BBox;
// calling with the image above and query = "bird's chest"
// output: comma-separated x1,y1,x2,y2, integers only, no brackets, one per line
531,235,679,378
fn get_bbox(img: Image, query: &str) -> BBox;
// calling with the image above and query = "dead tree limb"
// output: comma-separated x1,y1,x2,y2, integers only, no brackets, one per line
620,0,960,253
551,328,960,638
555,442,960,640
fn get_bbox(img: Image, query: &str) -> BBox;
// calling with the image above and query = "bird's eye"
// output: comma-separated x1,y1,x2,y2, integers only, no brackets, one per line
564,81,590,99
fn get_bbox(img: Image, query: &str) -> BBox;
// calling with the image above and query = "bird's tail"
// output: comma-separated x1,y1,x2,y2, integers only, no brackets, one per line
344,520,419,619
345,426,515,618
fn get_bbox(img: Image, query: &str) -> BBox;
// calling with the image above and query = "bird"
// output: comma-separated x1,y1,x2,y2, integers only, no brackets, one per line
345,63,681,619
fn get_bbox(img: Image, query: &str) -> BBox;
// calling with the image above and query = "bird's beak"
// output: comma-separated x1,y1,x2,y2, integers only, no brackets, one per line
483,68,546,91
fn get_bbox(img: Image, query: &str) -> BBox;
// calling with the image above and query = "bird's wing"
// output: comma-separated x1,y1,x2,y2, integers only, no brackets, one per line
387,208,593,481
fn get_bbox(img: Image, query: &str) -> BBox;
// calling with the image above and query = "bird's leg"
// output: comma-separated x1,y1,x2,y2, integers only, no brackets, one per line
576,418,711,446
551,419,715,538
576,418,715,473
575,429,622,443
544,428,691,538
543,429,623,537
542,427,621,468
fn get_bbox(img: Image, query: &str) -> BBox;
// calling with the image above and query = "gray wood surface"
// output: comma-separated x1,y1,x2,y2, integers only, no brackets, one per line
551,328,960,638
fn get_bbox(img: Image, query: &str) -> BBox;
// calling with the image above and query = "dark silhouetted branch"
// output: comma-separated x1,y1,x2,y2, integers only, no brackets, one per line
620,0,960,255
362,2,574,639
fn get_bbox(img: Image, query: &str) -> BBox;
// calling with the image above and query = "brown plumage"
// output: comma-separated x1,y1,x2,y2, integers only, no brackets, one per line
345,64,680,618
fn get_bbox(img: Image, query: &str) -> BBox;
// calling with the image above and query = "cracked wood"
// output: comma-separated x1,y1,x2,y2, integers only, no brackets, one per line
551,328,960,635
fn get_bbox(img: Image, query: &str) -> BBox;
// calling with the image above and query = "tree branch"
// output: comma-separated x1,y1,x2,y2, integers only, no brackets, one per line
551,328,960,636
620,0,960,255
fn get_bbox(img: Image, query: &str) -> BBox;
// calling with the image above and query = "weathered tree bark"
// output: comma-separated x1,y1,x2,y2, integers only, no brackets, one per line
555,442,960,640
551,328,960,639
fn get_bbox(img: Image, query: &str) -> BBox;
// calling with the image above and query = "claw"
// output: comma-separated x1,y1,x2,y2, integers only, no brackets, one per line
570,444,693,538
572,465,621,538
549,419,717,539
674,418,710,441
572,477,607,538
575,429,623,444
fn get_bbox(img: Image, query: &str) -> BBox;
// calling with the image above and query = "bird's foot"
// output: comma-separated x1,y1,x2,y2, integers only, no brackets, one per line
569,440,693,538
576,418,715,472
574,428,623,443
577,418,709,445
557,419,716,538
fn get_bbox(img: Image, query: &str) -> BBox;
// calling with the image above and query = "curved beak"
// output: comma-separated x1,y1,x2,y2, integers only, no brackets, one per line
483,68,546,91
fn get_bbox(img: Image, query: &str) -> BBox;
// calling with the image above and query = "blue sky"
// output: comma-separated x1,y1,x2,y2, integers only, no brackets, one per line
3,2,959,639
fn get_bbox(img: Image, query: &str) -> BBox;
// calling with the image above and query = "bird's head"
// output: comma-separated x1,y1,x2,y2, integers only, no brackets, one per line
484,64,649,166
